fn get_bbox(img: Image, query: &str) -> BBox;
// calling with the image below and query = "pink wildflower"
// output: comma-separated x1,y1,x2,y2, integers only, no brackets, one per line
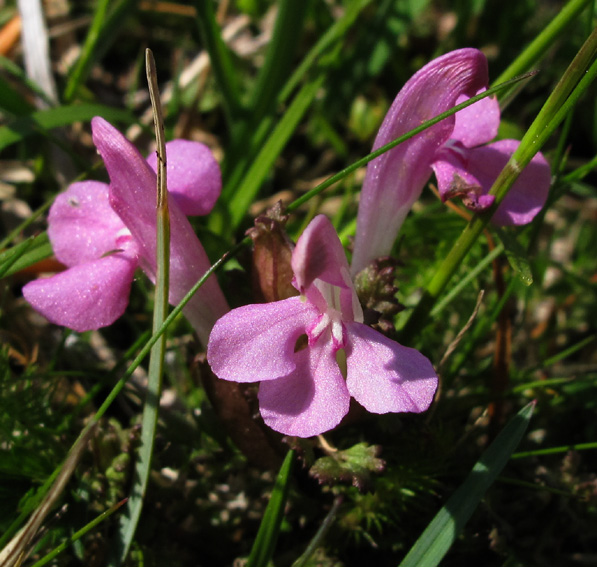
207,215,438,438
23,117,228,344
351,48,551,275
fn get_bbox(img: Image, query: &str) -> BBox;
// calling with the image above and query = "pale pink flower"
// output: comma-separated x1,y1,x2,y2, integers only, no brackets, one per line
207,215,437,438
351,48,551,275
23,117,228,344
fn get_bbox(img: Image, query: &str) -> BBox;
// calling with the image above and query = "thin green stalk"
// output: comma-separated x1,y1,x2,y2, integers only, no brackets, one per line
110,49,170,566
511,441,597,459
247,450,295,567
227,74,325,229
221,0,369,204
400,29,597,340
245,0,309,122
195,0,243,127
29,499,127,567
292,496,343,567
288,75,531,213
492,0,591,88
429,243,504,317
63,0,110,102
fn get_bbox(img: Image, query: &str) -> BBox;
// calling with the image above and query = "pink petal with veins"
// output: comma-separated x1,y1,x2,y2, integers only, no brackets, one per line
451,92,500,148
22,250,137,332
258,336,350,436
146,139,221,216
91,117,228,344
207,296,318,382
352,48,489,274
48,180,128,267
345,322,437,413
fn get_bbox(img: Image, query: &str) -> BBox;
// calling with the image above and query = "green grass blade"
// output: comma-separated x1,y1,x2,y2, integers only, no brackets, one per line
398,402,535,567
29,499,127,567
429,243,504,318
109,50,170,566
247,450,295,567
195,0,243,127
512,440,597,459
279,0,373,103
63,0,111,102
227,74,325,229
0,104,136,151
221,0,370,206
245,0,308,122
401,28,597,340
0,233,52,279
0,74,34,115
493,0,591,88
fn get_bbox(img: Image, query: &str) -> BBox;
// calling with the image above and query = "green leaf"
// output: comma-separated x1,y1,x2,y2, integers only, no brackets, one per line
247,450,295,567
309,442,385,491
494,227,533,285
0,233,53,279
226,75,325,230
0,75,34,116
0,104,136,151
398,401,535,567
63,0,111,102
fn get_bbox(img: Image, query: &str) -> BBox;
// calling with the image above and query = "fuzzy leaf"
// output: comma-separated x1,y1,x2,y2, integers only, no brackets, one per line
309,443,385,491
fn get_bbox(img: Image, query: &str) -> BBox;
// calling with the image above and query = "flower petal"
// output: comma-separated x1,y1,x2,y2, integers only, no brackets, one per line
48,181,128,267
258,338,350,437
91,116,229,344
22,252,137,332
451,140,551,225
146,139,221,216
291,215,362,321
352,48,489,274
451,91,500,148
207,296,318,383
432,144,496,210
345,322,437,413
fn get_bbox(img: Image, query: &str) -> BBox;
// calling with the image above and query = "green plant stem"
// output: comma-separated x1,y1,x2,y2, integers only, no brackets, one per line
247,450,295,567
493,0,591,87
245,0,309,122
400,28,597,340
292,496,343,567
195,0,243,128
29,499,127,567
63,0,110,102
222,0,310,201
110,49,170,566
288,75,529,213
512,441,597,459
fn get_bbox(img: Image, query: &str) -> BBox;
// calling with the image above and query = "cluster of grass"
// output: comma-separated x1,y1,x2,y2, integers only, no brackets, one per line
1,0,596,565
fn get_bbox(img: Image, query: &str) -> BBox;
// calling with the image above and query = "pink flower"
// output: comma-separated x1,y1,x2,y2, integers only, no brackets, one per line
207,215,437,437
23,117,228,344
351,48,551,275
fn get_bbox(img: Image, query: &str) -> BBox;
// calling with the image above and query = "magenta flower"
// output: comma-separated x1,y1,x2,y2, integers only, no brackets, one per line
207,215,437,437
23,117,228,344
351,48,551,275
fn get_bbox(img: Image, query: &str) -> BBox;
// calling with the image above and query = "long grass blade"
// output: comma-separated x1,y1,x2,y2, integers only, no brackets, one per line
398,402,535,567
0,104,136,151
63,0,111,102
109,48,170,566
246,450,295,567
